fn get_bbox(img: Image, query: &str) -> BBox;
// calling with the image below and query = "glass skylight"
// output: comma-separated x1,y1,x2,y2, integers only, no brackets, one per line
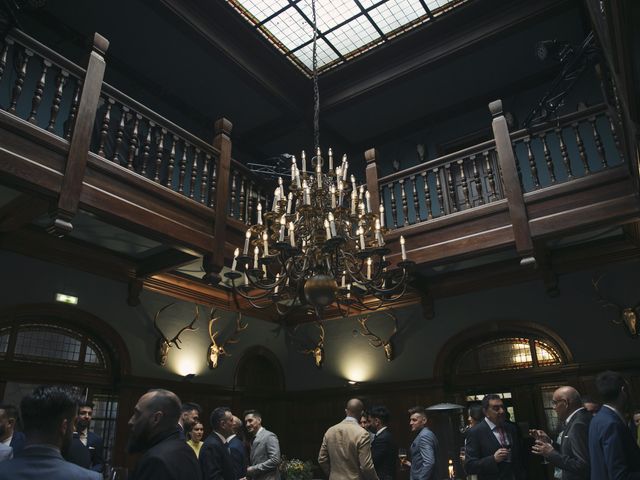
226,0,468,75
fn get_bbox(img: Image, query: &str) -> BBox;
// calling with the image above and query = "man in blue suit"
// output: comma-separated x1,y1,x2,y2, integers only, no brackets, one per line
227,416,247,479
588,371,640,480
400,406,438,480
200,407,234,480
0,405,26,456
0,385,100,480
76,402,104,473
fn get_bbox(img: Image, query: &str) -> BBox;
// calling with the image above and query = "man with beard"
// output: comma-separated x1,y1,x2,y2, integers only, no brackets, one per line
245,410,281,480
0,385,100,480
464,394,526,480
369,405,398,480
588,371,640,479
66,402,104,472
127,389,201,480
0,404,25,456
400,406,438,480
179,402,202,440
200,407,234,480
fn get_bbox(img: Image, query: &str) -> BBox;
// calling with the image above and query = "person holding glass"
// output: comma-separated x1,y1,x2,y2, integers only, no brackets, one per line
463,394,526,480
530,386,591,480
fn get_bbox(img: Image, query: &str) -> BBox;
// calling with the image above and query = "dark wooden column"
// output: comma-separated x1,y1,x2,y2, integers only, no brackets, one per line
365,148,380,212
489,99,535,266
203,118,233,283
47,33,109,236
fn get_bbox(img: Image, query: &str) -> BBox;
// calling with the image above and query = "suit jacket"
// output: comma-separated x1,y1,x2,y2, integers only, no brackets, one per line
0,444,12,462
409,427,438,480
200,432,234,480
371,428,397,480
130,429,202,480
0,444,101,480
65,435,91,469
86,431,104,473
464,419,526,480
228,435,247,479
318,418,378,480
588,406,640,480
248,427,281,480
546,408,591,480
9,432,26,456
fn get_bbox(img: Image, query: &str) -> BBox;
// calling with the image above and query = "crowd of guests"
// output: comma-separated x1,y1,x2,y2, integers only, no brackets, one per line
0,369,639,479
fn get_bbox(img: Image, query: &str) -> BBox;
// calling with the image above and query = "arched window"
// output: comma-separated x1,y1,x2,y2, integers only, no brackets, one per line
455,336,563,375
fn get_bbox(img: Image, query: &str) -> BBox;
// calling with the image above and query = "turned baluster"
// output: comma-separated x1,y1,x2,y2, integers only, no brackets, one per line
140,121,153,176
154,128,166,183
513,141,524,189
238,176,246,222
484,151,498,201
540,133,556,184
589,116,608,169
572,122,590,175
459,159,471,209
410,176,421,222
247,181,255,223
556,126,573,179
27,59,50,124
435,168,445,215
64,81,81,140
523,137,540,189
398,179,409,226
0,39,11,83
112,106,128,164
606,112,623,161
200,152,209,204
8,47,32,114
472,156,484,205
229,171,238,218
177,141,188,193
97,98,113,157
47,69,68,132
126,114,140,171
389,184,398,228
209,158,217,208
166,135,177,188
189,148,199,199
421,171,433,220
445,164,457,213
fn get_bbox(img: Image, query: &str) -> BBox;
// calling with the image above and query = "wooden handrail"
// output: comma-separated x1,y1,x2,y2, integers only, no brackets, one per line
379,103,609,185
8,29,86,79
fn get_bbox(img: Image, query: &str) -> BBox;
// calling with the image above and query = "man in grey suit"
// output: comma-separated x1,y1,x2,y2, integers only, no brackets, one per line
530,386,591,480
244,410,281,480
0,385,101,480
400,406,438,480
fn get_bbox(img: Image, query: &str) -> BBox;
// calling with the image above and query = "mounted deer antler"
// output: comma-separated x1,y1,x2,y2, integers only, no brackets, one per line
154,303,199,366
358,311,398,361
208,309,248,368
592,275,639,338
298,322,325,368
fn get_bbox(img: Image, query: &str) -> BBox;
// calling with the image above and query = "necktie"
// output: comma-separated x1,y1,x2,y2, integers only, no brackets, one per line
496,427,507,447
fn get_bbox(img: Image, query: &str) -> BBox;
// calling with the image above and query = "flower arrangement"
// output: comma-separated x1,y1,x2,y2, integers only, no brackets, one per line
281,457,314,480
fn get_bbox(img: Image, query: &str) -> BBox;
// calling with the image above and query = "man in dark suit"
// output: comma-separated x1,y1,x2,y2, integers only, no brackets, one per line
0,385,100,480
530,386,591,480
0,404,26,456
369,405,398,480
464,394,526,480
588,371,640,480
75,402,104,473
127,389,202,480
200,407,234,480
400,406,438,480
227,416,247,479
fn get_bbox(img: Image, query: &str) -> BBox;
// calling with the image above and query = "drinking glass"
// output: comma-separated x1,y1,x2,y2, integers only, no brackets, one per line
531,431,549,465
398,448,408,470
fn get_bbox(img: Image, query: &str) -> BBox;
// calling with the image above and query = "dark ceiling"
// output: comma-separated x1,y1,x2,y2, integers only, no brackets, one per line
13,0,588,172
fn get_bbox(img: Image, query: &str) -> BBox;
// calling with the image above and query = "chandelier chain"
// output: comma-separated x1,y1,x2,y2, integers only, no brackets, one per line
312,0,320,153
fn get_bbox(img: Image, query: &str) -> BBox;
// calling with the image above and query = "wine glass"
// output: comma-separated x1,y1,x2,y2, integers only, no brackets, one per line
398,448,408,470
531,431,549,465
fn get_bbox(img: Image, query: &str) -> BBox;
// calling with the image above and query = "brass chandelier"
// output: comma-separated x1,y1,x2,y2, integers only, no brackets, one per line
224,0,414,319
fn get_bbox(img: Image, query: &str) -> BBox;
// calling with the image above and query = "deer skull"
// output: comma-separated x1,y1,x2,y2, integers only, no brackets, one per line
208,309,248,369
153,303,199,366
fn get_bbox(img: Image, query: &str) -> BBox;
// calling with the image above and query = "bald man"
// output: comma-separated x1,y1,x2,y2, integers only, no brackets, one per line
531,386,591,480
227,416,247,479
128,389,202,480
318,398,378,480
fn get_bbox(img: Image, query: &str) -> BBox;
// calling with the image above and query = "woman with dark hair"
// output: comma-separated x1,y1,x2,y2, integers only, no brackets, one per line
467,404,484,429
186,422,204,458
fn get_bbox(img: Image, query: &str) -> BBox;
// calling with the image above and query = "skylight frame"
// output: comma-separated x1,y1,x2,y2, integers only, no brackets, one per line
226,0,468,76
